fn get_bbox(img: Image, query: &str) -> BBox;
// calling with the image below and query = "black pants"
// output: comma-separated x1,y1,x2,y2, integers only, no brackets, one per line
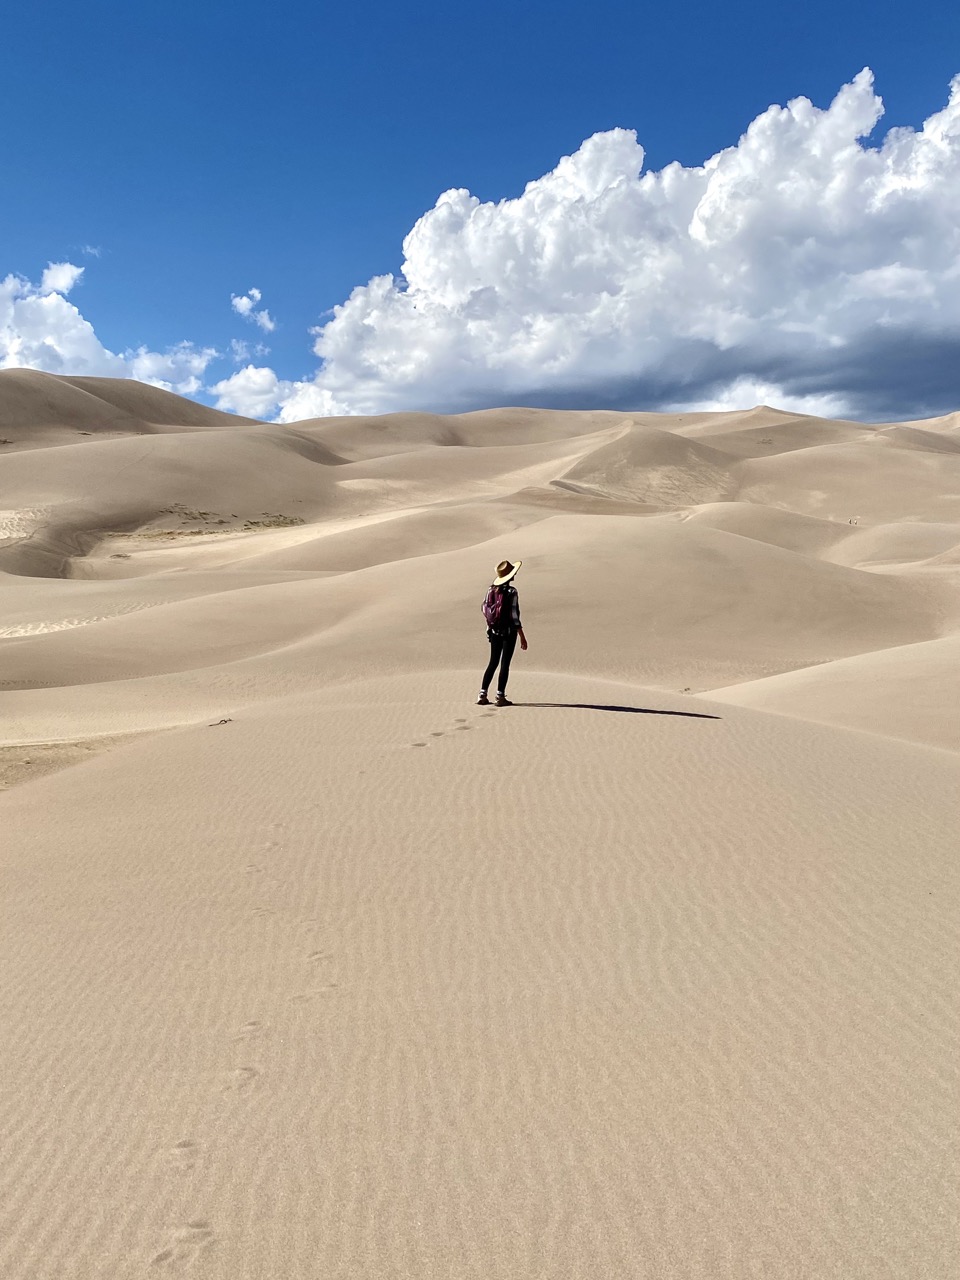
482,628,518,695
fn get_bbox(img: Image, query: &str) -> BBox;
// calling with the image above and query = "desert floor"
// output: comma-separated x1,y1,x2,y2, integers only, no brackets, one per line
2,370,958,1278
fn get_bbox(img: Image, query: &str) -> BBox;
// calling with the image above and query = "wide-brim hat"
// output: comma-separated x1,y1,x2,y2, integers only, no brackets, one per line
493,559,521,586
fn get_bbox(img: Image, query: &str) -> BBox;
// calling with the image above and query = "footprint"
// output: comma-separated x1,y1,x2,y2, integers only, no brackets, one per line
152,1220,216,1267
231,1020,263,1042
410,742,427,748
222,1066,260,1094
454,718,467,724
164,1140,198,1172
429,731,445,738
455,725,471,731
290,983,337,1004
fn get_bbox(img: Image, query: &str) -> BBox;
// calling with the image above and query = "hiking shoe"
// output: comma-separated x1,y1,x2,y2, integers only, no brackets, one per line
495,694,513,707
476,692,490,705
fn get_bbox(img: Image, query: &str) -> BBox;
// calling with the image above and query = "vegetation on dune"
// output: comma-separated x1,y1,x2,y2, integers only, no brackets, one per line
131,505,307,539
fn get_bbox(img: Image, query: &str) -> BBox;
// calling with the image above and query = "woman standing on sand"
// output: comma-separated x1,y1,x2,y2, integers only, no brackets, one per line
478,559,527,706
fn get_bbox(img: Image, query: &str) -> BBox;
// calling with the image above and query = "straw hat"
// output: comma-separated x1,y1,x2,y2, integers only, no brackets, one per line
493,559,521,586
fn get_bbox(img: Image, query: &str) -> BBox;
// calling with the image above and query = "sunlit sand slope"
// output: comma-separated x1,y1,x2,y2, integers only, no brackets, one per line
707,634,960,751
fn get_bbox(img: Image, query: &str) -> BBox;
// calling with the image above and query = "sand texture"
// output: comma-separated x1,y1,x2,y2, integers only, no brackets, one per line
2,373,959,1278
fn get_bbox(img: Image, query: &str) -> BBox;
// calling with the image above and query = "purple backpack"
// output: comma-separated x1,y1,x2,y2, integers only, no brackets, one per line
482,584,508,630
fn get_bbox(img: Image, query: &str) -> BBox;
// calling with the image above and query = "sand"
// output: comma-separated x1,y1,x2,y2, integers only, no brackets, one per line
2,372,958,1278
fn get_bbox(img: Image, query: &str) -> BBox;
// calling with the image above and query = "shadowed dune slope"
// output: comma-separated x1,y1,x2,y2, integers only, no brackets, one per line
55,374,262,428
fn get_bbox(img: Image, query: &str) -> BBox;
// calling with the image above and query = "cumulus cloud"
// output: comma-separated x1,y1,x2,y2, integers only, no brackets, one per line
0,266,217,393
231,287,275,332
40,262,84,295
213,69,960,421
127,344,217,397
209,364,284,418
209,363,340,420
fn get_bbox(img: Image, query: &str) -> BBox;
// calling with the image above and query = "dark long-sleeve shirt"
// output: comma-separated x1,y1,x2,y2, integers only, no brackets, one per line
502,584,522,628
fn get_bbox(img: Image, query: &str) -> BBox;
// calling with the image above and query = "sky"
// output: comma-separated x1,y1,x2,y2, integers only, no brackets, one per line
2,0,959,422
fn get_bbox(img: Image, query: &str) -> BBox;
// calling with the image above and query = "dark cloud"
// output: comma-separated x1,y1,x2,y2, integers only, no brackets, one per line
433,331,960,422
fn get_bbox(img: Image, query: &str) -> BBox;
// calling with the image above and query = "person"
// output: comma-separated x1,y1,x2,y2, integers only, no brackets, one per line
478,559,527,706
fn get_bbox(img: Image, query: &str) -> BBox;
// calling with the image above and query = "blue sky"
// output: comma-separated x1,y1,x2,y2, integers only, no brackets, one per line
3,0,959,420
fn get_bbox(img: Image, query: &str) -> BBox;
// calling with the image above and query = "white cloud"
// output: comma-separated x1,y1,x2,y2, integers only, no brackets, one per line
231,287,260,316
210,364,283,418
0,266,217,393
40,262,84,295
231,287,276,333
229,337,271,364
210,364,342,420
128,343,218,397
662,377,850,420
219,69,960,422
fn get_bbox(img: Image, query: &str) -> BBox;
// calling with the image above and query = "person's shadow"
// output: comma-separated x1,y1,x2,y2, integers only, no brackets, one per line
518,702,720,720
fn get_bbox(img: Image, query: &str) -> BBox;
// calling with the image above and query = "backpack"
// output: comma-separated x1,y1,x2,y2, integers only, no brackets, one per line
482,584,509,631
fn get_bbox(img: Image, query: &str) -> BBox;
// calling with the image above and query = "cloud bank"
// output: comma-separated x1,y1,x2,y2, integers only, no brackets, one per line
214,68,960,422
0,264,216,395
5,71,960,421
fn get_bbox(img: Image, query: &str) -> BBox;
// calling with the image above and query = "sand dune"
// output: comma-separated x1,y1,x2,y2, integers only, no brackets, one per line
3,373,959,1278
739,433,960,523
556,421,734,505
707,631,960,750
681,500,847,556
0,368,258,449
673,404,878,456
824,519,960,568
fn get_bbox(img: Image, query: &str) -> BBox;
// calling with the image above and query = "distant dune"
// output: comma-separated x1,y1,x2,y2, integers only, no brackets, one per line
2,372,958,1279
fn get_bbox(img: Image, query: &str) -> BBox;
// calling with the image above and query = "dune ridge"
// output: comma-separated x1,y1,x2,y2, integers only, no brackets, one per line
3,372,959,1278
